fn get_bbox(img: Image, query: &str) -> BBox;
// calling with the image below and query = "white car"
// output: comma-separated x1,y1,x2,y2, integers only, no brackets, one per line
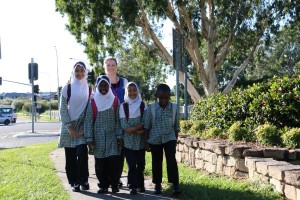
0,114,11,125
0,107,16,123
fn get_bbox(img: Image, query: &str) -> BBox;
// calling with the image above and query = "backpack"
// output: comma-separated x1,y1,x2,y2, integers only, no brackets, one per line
150,102,177,126
66,83,92,104
90,96,118,124
123,101,145,121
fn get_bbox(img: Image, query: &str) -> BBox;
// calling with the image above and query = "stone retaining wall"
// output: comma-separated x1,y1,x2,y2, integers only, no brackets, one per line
176,135,300,200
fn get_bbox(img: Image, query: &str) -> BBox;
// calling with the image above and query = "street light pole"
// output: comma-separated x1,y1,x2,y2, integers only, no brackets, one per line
54,46,60,120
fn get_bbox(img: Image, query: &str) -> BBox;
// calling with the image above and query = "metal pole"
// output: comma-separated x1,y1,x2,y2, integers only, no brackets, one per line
184,47,188,120
54,46,60,121
30,58,35,133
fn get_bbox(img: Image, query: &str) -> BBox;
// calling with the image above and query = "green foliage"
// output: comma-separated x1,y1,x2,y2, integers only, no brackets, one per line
227,121,250,142
180,120,193,134
255,124,281,146
187,120,206,138
282,128,300,148
204,127,224,139
191,75,300,130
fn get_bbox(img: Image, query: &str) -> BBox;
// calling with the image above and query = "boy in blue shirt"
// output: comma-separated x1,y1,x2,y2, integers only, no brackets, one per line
143,84,181,195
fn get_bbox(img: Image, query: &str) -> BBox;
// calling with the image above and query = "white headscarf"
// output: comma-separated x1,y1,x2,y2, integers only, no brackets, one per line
120,82,145,119
93,75,116,111
62,61,89,121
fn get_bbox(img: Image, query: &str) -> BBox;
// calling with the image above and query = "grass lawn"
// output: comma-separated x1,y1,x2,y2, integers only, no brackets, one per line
0,142,282,200
17,112,59,122
0,142,69,200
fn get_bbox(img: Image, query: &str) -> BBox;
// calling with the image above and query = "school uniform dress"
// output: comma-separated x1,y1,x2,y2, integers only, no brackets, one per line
142,102,180,186
58,84,89,187
120,110,146,190
84,77,123,190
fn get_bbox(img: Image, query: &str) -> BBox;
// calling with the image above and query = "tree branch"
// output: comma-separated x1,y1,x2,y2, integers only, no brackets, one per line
222,36,261,94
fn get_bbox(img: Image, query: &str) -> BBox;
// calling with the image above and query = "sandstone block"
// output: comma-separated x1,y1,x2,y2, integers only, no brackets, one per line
195,159,204,170
178,144,184,152
284,170,300,187
288,150,297,160
284,184,296,200
236,158,248,172
183,144,189,153
176,152,182,163
234,171,248,178
245,157,274,170
242,149,263,157
212,144,227,155
256,161,289,176
263,148,289,160
204,162,216,173
225,145,251,157
269,165,300,181
270,177,284,194
224,166,235,176
195,148,202,159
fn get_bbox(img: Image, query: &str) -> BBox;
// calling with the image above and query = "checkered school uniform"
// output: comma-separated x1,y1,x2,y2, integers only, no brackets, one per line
84,101,123,158
142,102,180,145
120,116,145,150
58,95,87,148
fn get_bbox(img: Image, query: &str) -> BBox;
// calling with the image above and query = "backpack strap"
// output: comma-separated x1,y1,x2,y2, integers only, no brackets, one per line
123,102,129,120
91,99,97,124
151,102,177,126
67,84,71,104
67,84,92,104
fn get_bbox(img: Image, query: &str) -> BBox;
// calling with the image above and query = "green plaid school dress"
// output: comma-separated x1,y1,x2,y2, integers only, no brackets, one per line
84,100,123,158
120,117,145,150
58,96,87,148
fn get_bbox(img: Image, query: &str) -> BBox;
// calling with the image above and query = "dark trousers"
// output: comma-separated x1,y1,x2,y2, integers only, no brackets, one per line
116,148,125,181
150,140,179,185
124,148,145,189
64,144,89,185
95,155,119,189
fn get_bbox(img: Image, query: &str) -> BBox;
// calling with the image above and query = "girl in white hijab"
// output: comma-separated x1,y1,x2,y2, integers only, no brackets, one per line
119,82,147,194
84,75,123,194
58,61,91,192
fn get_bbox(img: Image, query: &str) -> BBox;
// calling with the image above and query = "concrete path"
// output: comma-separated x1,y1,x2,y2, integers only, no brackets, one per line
50,148,175,200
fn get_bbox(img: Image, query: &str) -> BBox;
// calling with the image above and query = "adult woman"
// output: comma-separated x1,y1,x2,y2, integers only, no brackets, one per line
58,61,91,192
103,56,128,187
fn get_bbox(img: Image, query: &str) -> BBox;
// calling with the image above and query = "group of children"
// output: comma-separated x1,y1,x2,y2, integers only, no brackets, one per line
58,58,181,196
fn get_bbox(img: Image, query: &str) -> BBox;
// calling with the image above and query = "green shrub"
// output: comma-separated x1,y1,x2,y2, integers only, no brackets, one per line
187,120,206,138
255,124,281,146
204,127,224,139
282,128,300,148
180,120,193,134
227,121,249,142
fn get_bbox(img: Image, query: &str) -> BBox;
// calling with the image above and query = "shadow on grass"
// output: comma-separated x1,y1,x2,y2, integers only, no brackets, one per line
162,182,282,200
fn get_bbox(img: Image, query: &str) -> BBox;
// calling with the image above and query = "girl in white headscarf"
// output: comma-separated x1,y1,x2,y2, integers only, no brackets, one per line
84,75,123,194
58,61,91,192
119,82,147,194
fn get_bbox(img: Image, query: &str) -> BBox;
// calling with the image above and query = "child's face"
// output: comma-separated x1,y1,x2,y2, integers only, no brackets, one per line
157,91,170,107
104,59,117,75
128,84,138,100
74,66,85,80
98,81,109,95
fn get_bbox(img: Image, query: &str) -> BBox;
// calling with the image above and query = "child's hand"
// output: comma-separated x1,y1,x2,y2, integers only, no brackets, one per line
87,142,94,155
125,127,135,134
145,142,151,152
67,127,78,138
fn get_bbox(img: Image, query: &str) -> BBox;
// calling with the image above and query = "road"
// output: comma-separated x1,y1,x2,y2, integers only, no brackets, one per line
0,118,60,149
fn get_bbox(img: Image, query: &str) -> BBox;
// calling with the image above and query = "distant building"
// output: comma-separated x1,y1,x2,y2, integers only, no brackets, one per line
0,92,31,99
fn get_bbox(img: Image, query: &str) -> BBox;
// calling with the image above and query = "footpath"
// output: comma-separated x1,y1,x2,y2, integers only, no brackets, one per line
50,148,175,200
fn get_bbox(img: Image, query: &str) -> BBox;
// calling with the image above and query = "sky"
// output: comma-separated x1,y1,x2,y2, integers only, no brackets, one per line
0,0,89,94
0,0,175,94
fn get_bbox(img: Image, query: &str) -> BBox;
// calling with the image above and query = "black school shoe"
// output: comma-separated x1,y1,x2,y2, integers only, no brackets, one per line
130,188,137,195
111,186,120,193
137,186,146,193
173,184,181,195
71,184,80,192
97,188,108,194
153,184,162,194
80,182,90,190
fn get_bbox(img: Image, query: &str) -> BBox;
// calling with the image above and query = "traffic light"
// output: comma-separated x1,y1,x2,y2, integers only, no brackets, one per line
28,63,38,81
54,94,58,100
34,84,39,94
87,70,95,84
33,94,37,102
0,77,2,85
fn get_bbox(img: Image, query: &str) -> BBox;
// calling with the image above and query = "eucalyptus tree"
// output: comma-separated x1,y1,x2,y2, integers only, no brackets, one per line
55,0,299,101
